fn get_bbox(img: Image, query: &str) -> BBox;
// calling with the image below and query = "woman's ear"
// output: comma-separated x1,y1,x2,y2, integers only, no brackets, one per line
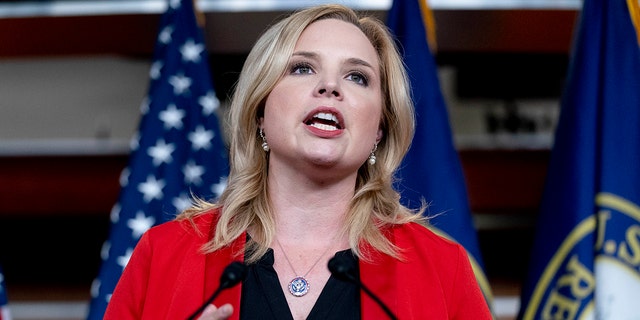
376,128,384,143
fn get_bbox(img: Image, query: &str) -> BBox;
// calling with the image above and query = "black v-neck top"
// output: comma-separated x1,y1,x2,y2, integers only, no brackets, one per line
239,248,361,319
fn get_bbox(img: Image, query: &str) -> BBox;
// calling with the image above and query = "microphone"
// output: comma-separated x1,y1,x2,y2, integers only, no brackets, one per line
187,261,248,320
328,254,398,320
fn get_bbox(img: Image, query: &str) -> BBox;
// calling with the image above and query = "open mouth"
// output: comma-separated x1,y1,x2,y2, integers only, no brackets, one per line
304,111,343,131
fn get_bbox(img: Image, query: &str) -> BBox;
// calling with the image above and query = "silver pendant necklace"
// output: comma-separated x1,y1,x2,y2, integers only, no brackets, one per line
275,237,335,297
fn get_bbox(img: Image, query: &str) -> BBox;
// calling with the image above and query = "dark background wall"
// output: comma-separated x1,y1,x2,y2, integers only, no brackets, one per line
0,1,579,303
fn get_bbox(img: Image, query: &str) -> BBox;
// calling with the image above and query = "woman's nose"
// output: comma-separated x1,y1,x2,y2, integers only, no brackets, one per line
314,79,342,99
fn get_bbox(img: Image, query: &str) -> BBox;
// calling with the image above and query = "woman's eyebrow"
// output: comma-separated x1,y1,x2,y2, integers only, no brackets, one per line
291,51,318,59
294,51,373,66
345,57,374,70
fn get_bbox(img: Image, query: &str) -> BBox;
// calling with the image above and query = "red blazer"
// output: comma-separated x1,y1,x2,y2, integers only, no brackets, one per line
105,211,491,319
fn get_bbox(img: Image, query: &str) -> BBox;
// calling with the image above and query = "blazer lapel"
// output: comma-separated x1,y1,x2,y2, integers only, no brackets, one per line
204,230,247,320
359,230,398,319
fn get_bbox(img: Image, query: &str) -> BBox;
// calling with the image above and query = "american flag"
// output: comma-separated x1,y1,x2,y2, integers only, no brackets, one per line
86,0,229,318
0,265,10,320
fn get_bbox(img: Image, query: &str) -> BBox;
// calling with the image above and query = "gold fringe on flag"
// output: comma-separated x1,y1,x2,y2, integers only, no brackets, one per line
418,0,437,52
628,0,640,45
193,0,205,28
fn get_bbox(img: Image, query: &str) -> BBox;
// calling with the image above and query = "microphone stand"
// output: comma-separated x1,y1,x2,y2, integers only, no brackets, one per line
328,255,398,320
186,261,248,320
187,286,227,320
356,282,398,320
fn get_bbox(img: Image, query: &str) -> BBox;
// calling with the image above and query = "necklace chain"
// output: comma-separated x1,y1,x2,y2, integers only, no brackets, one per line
275,237,336,297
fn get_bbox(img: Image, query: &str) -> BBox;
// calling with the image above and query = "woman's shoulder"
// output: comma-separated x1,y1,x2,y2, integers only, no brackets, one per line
393,222,464,256
145,208,220,244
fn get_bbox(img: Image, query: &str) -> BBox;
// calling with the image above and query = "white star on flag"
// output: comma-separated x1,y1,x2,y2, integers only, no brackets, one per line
116,248,134,269
110,204,121,223
212,176,228,198
180,39,205,63
148,139,175,166
199,91,220,116
129,131,140,151
127,211,156,239
169,74,192,95
183,160,205,185
90,279,101,299
139,97,150,115
119,168,130,188
169,0,181,9
100,241,111,261
138,175,165,203
150,61,163,80
159,104,185,130
172,193,193,213
189,125,214,150
158,26,173,44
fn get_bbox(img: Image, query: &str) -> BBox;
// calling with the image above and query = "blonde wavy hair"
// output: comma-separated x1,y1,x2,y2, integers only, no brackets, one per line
178,4,425,263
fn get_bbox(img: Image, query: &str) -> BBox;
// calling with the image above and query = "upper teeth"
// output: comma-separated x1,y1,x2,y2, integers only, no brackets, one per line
314,112,339,124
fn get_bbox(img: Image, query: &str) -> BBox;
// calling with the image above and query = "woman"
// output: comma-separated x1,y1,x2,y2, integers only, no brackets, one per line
105,4,491,320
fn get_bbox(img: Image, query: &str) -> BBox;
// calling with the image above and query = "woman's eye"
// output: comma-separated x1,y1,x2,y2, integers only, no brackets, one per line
347,72,368,86
291,63,314,75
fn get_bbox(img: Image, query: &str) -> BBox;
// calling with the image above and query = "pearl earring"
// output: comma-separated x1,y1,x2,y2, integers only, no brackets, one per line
259,128,270,152
368,143,378,165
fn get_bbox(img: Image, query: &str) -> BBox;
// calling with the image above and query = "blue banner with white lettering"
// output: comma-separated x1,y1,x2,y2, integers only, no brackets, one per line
387,0,493,306
86,0,228,318
518,0,640,319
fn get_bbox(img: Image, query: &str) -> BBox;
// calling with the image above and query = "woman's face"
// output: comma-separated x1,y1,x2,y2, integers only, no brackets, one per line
262,18,383,177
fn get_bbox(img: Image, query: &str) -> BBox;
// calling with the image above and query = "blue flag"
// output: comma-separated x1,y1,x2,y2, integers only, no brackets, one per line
86,0,229,318
386,0,493,306
0,265,11,320
518,0,640,319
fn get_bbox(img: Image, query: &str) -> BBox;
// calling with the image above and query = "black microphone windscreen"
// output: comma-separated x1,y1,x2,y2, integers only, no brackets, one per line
328,254,357,282
219,261,248,289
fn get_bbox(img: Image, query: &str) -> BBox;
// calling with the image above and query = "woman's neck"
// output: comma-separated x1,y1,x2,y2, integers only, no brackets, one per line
267,165,356,244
